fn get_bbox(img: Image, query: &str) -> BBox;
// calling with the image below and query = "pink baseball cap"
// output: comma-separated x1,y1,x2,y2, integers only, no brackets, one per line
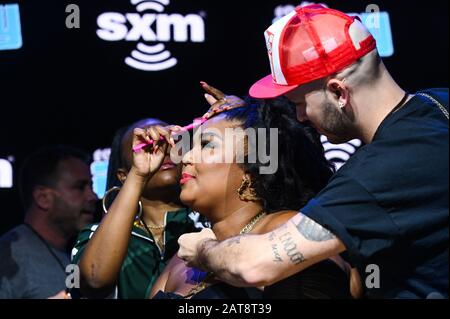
249,4,377,99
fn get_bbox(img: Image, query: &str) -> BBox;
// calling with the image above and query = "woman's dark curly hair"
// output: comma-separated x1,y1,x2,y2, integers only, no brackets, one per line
220,97,335,213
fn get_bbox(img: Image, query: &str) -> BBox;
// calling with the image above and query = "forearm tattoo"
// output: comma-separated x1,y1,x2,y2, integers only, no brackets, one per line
279,232,306,265
227,236,241,247
268,231,276,242
198,239,219,271
271,244,283,262
295,216,335,242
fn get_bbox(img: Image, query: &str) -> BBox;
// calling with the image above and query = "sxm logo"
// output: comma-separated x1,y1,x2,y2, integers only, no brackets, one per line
97,0,206,71
0,157,13,189
0,3,23,51
273,2,394,57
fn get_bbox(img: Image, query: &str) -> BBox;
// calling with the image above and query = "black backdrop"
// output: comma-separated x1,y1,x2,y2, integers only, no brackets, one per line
1,0,448,234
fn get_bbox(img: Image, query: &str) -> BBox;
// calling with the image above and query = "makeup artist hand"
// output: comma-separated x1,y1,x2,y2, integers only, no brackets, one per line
132,125,181,178
201,82,246,120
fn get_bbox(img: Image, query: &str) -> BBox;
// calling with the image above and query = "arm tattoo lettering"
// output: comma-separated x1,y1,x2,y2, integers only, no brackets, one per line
268,231,276,242
227,236,241,247
279,232,306,265
271,244,283,262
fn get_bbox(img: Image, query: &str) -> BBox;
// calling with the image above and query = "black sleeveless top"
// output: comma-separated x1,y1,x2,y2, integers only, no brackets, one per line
153,259,351,299
263,259,351,299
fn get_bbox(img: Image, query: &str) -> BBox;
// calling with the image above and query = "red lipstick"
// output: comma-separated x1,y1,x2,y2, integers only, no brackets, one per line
180,173,195,185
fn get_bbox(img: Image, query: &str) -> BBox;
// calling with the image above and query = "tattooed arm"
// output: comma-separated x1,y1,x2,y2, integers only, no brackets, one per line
178,213,345,287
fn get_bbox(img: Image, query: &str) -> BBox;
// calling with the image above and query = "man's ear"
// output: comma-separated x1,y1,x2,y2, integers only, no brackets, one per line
326,78,350,108
116,169,128,185
33,186,54,211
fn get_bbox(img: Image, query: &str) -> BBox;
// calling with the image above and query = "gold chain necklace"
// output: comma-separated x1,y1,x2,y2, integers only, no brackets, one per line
183,210,267,299
135,219,165,230
239,211,267,234
135,218,166,253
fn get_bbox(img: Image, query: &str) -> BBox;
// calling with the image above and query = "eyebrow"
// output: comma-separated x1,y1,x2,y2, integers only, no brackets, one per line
200,132,223,140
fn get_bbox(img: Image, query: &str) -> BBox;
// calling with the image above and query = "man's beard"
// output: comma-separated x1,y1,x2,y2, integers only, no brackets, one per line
319,100,355,144
50,197,85,240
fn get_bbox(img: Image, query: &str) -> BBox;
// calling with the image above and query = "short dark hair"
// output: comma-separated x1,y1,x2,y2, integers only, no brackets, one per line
220,97,335,212
106,126,129,192
18,145,90,210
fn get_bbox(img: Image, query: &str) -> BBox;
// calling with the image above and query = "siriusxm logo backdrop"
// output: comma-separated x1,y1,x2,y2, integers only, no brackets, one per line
273,2,394,57
0,3,23,51
97,0,206,71
321,137,362,170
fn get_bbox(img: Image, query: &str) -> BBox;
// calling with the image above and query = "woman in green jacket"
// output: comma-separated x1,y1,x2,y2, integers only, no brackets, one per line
72,118,204,299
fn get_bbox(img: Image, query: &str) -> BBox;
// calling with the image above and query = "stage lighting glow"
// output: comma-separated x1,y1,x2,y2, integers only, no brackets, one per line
91,148,111,198
0,3,23,51
0,158,13,189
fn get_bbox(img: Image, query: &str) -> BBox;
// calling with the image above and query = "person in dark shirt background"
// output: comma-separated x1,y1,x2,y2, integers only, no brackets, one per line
0,145,97,299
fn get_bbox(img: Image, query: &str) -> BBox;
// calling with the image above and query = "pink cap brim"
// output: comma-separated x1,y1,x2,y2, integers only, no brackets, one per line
249,74,299,99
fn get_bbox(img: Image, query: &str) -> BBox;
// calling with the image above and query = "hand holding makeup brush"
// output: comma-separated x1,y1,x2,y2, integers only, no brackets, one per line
132,125,181,179
133,83,245,154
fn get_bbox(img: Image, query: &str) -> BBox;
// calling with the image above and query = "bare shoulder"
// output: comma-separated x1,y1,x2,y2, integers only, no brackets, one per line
255,210,298,234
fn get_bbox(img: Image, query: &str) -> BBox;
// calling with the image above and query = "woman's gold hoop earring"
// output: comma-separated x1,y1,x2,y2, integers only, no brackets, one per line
237,176,260,202
237,176,250,198
102,186,142,217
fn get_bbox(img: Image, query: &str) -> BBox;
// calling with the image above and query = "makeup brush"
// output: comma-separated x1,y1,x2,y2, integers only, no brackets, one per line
132,118,207,153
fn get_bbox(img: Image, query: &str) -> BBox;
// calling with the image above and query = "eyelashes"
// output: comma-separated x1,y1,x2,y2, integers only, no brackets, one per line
201,140,216,149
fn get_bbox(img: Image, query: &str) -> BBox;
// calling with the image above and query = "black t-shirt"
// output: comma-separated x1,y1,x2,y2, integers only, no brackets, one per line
302,89,449,299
